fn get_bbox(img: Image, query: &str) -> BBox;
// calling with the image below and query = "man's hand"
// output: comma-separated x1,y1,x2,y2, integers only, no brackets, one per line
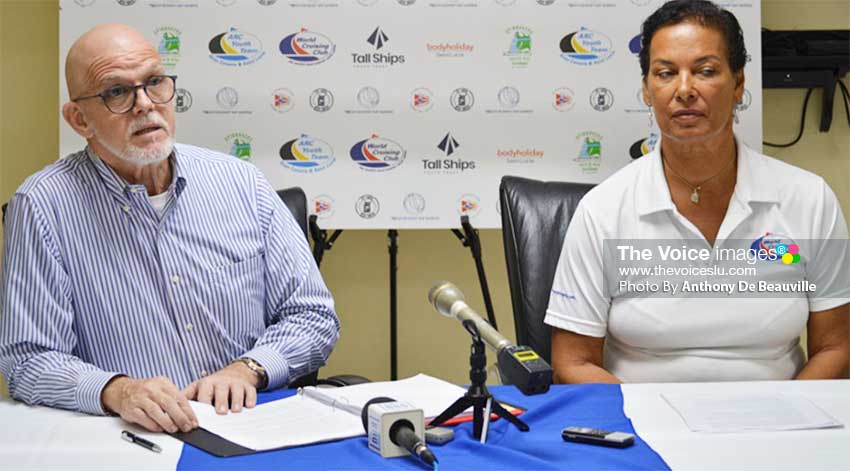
182,362,258,415
102,376,198,433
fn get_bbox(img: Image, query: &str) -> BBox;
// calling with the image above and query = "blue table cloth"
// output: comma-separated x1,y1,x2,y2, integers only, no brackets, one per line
177,384,670,470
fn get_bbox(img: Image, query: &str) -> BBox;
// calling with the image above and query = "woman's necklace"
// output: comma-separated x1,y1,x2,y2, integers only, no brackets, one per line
662,151,736,204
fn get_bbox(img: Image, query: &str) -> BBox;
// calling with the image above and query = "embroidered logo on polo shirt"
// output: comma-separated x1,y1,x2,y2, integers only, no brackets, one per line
750,233,801,264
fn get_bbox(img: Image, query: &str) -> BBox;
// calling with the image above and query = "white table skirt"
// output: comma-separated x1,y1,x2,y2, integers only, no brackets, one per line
2,380,848,471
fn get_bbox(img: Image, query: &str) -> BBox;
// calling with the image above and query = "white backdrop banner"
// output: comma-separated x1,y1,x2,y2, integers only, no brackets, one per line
59,0,762,229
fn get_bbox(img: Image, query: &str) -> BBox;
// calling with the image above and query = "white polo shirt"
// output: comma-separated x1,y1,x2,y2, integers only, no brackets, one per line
545,138,850,382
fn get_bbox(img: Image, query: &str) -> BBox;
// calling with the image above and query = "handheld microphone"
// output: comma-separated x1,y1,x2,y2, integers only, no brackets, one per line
428,281,553,395
361,397,437,467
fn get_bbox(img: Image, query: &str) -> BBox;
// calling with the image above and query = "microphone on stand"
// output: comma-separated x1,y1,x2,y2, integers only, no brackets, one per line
428,281,553,395
361,397,438,468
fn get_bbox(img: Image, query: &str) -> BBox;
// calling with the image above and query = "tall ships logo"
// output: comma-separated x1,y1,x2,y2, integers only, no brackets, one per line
423,133,475,173
352,27,406,68
438,133,459,156
279,134,336,173
155,27,181,69
629,132,658,159
350,135,407,171
560,27,614,66
279,29,336,65
208,28,265,66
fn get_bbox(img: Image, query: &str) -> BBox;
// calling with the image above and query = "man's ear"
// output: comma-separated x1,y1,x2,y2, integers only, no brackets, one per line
62,102,95,139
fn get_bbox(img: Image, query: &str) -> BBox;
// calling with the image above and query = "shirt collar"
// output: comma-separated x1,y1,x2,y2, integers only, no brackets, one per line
85,145,187,198
635,134,779,217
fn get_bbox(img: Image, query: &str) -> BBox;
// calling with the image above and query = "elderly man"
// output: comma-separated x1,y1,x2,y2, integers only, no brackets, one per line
0,24,339,434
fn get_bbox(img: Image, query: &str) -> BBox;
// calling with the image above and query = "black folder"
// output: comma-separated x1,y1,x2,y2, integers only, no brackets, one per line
170,428,255,457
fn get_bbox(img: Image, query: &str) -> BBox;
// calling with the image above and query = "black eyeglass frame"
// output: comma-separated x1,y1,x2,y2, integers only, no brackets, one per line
71,75,178,114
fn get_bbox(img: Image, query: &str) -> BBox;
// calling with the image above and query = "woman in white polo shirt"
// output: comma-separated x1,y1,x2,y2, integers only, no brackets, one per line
545,0,849,383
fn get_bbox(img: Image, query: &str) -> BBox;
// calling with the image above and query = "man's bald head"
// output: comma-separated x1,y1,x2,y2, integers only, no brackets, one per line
65,24,159,98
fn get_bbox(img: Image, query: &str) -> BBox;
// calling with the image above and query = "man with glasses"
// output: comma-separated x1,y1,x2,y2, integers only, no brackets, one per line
0,24,339,434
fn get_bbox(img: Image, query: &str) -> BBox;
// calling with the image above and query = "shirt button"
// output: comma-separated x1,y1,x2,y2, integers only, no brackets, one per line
122,205,131,213
201,370,208,376
171,275,181,285
185,323,194,331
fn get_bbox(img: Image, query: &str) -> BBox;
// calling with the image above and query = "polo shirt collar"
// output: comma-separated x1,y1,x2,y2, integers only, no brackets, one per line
635,134,779,217
635,141,675,216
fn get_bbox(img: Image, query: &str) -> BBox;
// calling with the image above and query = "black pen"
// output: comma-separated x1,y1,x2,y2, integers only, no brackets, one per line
121,430,162,453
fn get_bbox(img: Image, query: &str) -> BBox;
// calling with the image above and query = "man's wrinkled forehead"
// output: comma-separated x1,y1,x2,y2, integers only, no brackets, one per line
65,24,160,95
87,50,163,88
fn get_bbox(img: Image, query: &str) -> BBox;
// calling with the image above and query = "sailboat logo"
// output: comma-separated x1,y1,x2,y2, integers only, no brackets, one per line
208,28,265,66
438,133,460,156
367,27,389,50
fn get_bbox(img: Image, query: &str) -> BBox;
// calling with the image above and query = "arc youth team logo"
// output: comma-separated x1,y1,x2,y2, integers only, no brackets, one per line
350,134,406,171
208,28,265,66
279,29,336,65
279,134,336,173
559,27,615,65
629,133,658,159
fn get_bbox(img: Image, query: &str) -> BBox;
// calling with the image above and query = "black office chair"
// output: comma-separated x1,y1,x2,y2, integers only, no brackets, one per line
499,176,594,363
276,187,369,389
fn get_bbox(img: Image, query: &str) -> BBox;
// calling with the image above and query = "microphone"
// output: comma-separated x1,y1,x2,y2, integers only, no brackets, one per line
361,397,437,467
428,281,553,395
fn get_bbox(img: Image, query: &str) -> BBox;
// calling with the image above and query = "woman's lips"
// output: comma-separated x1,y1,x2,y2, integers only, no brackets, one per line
671,110,705,122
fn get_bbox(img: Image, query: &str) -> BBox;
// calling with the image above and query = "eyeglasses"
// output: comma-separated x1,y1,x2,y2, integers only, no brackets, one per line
72,75,177,114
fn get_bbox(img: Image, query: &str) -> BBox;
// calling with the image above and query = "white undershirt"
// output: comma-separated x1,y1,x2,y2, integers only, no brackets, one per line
148,192,168,219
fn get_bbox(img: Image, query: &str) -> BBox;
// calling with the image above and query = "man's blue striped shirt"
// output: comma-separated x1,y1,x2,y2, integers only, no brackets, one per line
0,144,339,415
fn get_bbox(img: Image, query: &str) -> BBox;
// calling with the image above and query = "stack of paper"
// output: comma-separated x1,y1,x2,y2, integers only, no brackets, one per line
190,374,468,451
661,392,843,433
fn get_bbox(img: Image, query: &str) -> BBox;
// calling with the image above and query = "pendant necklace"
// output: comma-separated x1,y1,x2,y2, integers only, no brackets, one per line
662,151,736,204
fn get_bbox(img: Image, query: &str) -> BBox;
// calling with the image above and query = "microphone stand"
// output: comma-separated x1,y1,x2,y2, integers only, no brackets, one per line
428,320,529,441
450,216,498,329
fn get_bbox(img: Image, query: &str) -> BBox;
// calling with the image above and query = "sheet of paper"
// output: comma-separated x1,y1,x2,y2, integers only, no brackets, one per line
191,394,363,451
189,374,468,451
311,373,468,418
661,392,843,433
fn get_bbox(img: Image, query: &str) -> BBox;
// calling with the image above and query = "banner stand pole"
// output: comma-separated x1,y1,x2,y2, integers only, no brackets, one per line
309,215,343,268
388,229,399,381
450,216,498,330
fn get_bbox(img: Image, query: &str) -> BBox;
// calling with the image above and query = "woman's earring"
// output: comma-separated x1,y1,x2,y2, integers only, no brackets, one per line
647,107,654,128
733,107,740,124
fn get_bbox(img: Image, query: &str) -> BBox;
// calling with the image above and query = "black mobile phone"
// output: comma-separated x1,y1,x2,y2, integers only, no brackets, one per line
561,426,635,448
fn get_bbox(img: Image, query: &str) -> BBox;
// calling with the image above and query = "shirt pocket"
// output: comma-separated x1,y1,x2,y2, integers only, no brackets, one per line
205,252,267,342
